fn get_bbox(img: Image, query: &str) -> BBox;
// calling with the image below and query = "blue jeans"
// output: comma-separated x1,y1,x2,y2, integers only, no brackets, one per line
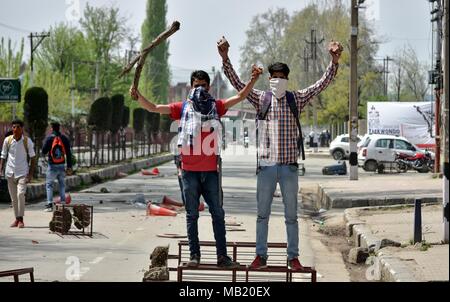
181,171,227,258
46,164,66,205
256,164,299,260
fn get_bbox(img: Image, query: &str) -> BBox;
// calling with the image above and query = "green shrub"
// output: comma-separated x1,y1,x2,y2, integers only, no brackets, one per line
133,108,146,134
88,97,112,131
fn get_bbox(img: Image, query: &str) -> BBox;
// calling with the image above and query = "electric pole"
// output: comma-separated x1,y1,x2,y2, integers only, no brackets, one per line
431,0,444,174
383,56,393,98
349,0,363,180
442,0,448,243
305,29,324,144
29,32,50,86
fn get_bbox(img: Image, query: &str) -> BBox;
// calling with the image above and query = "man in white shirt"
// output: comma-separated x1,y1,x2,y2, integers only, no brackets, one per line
0,119,36,228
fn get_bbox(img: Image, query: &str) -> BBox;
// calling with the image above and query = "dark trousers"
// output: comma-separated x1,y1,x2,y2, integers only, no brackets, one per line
181,170,227,258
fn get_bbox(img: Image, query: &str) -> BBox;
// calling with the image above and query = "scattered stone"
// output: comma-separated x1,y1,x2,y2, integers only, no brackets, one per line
143,246,170,282
348,247,370,264
49,207,72,233
73,204,91,229
143,267,169,281
150,246,169,267
100,187,110,193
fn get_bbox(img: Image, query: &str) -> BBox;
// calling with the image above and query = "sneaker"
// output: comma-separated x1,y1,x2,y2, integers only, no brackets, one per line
17,221,25,229
217,255,240,269
10,220,19,228
187,254,200,267
288,258,304,271
248,255,268,269
44,204,53,212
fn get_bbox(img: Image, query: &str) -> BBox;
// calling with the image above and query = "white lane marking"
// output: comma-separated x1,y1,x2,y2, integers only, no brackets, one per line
89,256,104,264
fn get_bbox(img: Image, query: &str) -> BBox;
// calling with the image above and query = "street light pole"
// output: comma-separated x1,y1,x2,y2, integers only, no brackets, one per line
349,0,361,180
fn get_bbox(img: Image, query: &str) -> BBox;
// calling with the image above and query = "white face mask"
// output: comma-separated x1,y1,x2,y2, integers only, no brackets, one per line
269,78,288,99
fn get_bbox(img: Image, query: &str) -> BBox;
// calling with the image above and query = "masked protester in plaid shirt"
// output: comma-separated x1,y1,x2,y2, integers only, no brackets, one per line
218,37,342,271
130,65,262,269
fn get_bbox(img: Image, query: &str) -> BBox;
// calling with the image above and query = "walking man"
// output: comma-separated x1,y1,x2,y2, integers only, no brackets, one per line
0,119,36,228
218,37,342,270
131,65,262,268
42,122,73,212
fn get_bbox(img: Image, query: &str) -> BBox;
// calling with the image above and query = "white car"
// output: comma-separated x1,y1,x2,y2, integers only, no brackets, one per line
358,134,434,171
329,134,362,160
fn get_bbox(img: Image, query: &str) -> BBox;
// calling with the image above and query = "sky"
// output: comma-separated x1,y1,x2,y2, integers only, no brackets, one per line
0,0,434,84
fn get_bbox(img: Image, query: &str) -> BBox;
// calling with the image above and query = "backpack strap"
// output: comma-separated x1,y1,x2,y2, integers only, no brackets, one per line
286,92,305,161
6,135,30,157
258,91,273,121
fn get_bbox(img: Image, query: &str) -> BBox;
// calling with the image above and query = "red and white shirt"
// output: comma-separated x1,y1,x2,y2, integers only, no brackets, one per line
169,100,227,172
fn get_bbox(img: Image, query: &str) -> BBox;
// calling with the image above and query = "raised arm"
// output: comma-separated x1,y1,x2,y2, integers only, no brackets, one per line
224,65,263,110
218,37,262,109
130,87,171,115
294,41,343,111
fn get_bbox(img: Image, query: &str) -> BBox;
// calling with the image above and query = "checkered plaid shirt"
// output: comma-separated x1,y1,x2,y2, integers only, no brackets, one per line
223,58,338,165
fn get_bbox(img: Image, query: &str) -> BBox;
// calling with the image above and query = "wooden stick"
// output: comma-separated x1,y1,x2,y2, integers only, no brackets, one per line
120,21,180,92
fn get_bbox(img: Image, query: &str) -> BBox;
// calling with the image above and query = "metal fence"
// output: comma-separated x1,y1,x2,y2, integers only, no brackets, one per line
0,122,173,175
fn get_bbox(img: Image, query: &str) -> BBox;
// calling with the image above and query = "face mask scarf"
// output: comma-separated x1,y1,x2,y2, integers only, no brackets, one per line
188,86,216,115
269,78,288,99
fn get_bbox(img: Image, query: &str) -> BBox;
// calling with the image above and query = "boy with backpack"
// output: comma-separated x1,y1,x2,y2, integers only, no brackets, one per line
130,65,262,268
41,122,73,212
218,37,342,270
0,119,36,228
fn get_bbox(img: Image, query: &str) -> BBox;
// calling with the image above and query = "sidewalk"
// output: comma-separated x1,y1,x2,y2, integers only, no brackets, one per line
307,172,442,209
345,204,448,282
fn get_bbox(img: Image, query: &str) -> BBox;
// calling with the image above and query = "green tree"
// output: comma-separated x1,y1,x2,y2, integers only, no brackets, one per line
141,0,170,131
23,87,48,176
282,1,383,124
80,4,127,95
35,23,87,76
88,97,112,131
239,8,291,91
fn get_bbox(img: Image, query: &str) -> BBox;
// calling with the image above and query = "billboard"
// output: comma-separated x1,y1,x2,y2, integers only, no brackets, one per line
367,102,435,148
0,78,21,102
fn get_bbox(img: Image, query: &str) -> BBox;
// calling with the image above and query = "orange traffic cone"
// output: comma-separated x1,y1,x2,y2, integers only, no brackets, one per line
198,201,205,212
162,196,183,208
141,169,151,176
141,168,160,176
147,203,177,217
55,193,71,205
159,203,178,211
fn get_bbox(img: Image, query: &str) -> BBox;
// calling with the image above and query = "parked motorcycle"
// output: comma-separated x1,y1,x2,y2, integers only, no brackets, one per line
394,151,434,173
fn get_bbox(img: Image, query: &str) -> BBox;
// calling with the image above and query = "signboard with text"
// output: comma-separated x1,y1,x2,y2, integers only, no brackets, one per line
0,78,21,102
367,102,435,148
